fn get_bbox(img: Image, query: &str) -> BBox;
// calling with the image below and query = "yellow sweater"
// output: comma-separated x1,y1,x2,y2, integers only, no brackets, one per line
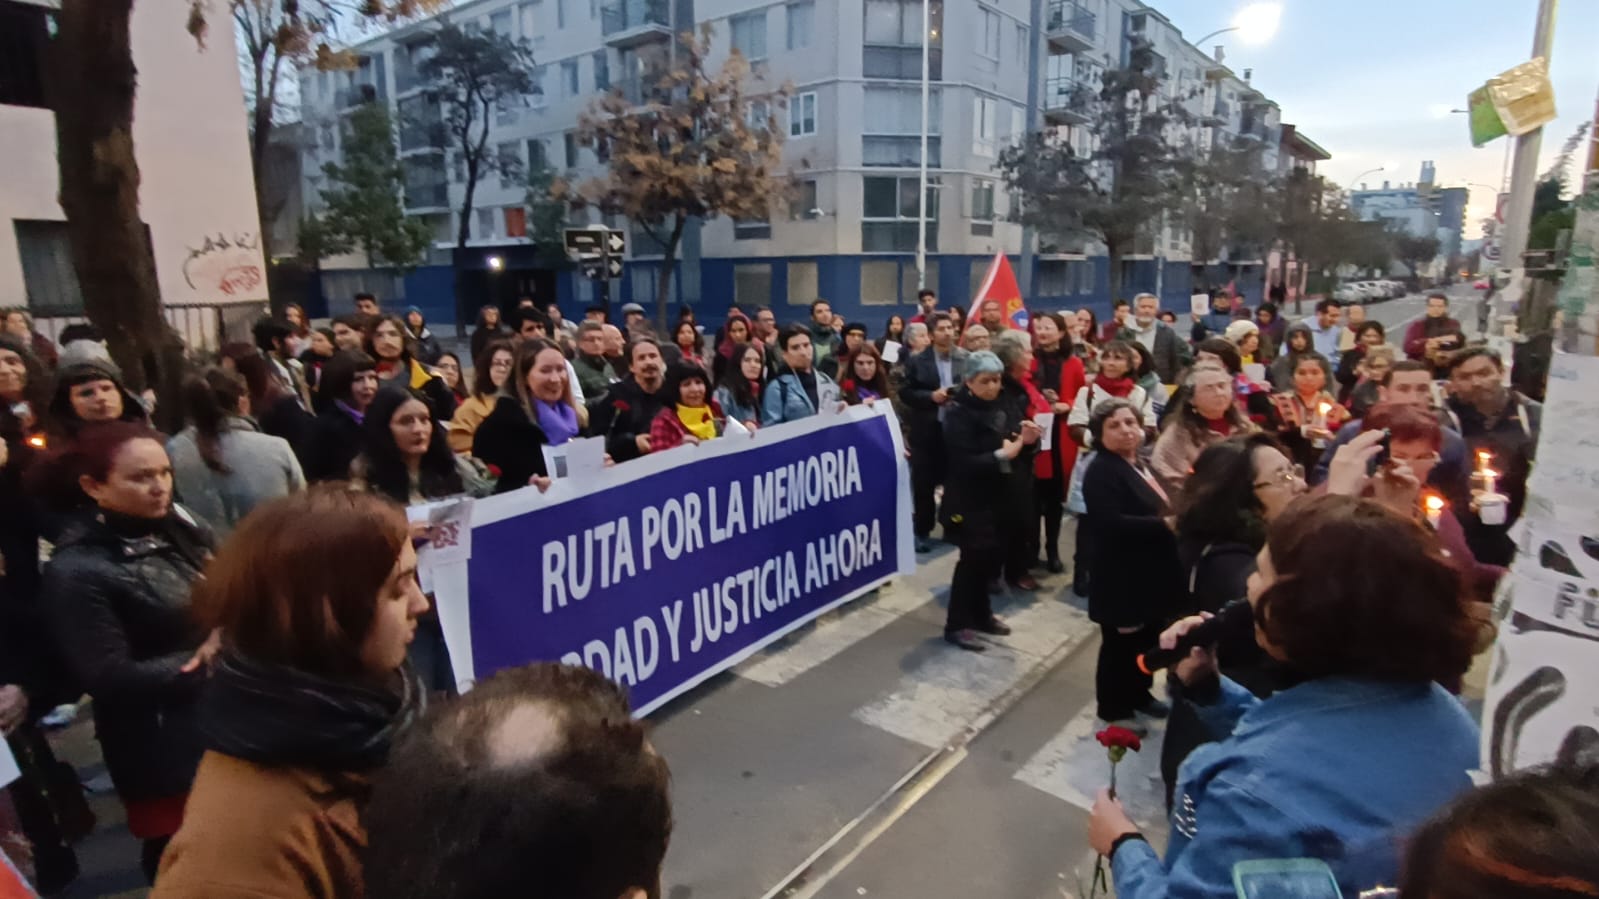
448,394,496,454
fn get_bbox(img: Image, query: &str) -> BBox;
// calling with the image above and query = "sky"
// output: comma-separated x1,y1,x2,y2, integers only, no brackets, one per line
1152,0,1599,238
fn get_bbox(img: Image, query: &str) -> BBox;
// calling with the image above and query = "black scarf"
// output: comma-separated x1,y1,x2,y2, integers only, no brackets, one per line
796,368,820,409
201,651,424,771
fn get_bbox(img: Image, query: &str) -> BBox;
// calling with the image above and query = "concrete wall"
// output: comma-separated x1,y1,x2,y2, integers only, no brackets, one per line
0,0,266,310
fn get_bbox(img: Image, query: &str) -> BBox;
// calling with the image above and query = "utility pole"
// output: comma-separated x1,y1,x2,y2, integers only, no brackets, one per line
1498,0,1558,283
1017,0,1044,297
915,0,930,289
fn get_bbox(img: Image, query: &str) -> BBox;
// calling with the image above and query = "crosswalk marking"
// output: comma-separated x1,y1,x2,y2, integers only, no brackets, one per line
1015,700,1173,840
852,597,1096,749
736,555,954,687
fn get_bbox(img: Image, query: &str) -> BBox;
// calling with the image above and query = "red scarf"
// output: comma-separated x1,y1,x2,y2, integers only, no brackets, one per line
1094,375,1136,398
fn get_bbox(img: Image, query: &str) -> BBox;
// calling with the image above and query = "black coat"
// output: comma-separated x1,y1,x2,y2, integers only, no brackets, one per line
940,388,1009,537
301,406,365,482
471,324,510,363
602,377,667,463
900,346,968,446
1082,452,1182,627
256,393,314,457
473,397,551,495
42,510,212,802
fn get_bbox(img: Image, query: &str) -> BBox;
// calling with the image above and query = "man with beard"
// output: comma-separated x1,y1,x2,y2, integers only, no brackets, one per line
602,338,669,462
1404,293,1466,379
573,321,618,411
1443,347,1541,565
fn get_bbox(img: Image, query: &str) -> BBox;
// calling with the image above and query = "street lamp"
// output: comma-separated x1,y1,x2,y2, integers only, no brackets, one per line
1347,167,1384,191
487,255,504,272
1195,2,1283,48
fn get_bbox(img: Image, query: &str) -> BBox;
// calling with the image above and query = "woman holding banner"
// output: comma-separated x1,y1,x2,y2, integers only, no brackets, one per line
941,351,1042,651
354,389,490,505
649,363,725,451
473,339,584,494
713,343,766,430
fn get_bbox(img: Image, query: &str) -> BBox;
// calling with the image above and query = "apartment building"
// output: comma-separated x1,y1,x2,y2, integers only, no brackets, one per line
299,0,1312,324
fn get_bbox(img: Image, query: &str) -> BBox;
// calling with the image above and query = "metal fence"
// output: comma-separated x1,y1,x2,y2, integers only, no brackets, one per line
29,303,261,357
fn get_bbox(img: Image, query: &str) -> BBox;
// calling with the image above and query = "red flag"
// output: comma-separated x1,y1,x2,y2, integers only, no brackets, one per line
965,253,1030,332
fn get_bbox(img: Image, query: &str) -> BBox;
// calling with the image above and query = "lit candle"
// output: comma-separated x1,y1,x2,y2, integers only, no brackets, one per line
1484,468,1498,497
26,434,45,449
1424,494,1445,528
1311,402,1332,448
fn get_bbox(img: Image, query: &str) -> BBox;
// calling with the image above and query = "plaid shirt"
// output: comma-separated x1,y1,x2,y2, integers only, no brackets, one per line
648,400,724,452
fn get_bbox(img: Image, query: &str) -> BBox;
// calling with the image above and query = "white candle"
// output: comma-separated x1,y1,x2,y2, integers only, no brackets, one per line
1424,495,1445,529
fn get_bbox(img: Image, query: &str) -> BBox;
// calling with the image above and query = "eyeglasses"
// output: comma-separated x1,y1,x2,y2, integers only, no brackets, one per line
1254,465,1305,488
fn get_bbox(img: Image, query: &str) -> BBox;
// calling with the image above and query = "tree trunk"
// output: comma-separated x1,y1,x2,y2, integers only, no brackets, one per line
1106,238,1124,304
50,0,188,432
655,214,686,331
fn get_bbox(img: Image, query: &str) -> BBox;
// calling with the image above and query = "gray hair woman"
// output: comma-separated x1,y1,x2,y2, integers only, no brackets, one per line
939,350,1042,650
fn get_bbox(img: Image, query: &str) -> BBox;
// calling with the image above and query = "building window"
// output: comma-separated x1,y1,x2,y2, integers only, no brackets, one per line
978,7,1001,63
520,2,540,40
452,152,467,184
791,178,819,218
1015,22,1027,60
491,9,513,37
861,260,898,306
789,92,817,137
863,0,941,80
970,178,995,236
629,264,660,302
786,1,814,50
561,60,580,96
734,263,773,305
731,10,767,62
787,261,819,305
530,66,548,108
863,86,941,167
0,2,52,110
527,138,547,169
557,0,573,28
862,175,939,252
733,216,772,240
593,51,610,91
747,98,772,131
14,221,85,311
564,132,578,168
505,206,528,238
498,141,522,187
476,207,497,239
972,95,998,157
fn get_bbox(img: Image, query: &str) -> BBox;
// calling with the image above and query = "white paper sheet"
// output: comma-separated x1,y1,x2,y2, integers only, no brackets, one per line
1034,412,1055,451
881,340,902,364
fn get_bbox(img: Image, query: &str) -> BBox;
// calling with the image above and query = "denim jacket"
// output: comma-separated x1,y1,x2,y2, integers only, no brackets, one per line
1113,676,1479,899
761,370,838,426
713,385,760,428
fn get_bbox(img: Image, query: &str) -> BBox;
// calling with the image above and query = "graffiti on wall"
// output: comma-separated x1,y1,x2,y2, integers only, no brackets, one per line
182,232,264,298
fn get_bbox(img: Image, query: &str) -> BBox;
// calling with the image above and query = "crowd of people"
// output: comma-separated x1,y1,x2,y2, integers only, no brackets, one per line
0,284,1565,898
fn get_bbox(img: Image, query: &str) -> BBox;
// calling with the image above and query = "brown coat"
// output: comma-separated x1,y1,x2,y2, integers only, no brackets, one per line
153,751,368,899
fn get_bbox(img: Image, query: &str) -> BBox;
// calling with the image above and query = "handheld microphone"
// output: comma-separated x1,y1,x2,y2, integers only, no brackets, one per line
1136,600,1252,675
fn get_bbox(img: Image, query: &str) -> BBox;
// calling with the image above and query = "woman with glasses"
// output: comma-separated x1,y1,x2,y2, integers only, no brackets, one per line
448,340,514,454
1161,433,1305,807
1151,364,1256,499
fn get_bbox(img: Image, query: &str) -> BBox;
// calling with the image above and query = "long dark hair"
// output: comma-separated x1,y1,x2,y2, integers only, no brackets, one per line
842,342,894,399
718,342,765,409
365,313,416,365
0,332,52,419
672,321,704,356
183,367,248,474
360,388,463,503
224,347,292,413
320,350,377,406
1174,433,1283,550
472,339,515,400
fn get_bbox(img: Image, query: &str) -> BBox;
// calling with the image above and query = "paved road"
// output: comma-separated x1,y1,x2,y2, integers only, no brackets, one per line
1293,283,1483,341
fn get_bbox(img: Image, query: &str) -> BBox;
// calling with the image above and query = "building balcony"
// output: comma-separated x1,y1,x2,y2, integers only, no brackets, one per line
601,0,672,47
1237,119,1269,143
615,74,673,106
404,183,449,211
1044,1,1096,53
337,83,383,109
1202,98,1230,126
1042,77,1092,125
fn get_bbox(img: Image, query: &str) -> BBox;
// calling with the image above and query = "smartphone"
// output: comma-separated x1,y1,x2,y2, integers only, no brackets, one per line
1233,859,1343,899
1367,428,1392,476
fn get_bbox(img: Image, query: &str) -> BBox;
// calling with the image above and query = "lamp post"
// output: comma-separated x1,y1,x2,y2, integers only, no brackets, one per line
1346,167,1384,192
915,0,931,289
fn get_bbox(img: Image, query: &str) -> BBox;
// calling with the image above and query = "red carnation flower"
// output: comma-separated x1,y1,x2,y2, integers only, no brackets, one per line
701,411,712,423
485,464,502,479
1096,725,1142,753
614,400,630,412
841,378,856,392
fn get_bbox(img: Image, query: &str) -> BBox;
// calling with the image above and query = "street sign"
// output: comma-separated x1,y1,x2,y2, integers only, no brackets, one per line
564,228,606,257
607,230,626,254
608,257,623,277
565,226,626,287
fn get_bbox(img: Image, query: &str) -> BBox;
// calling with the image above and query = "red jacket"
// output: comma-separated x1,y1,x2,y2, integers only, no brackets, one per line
1029,351,1086,484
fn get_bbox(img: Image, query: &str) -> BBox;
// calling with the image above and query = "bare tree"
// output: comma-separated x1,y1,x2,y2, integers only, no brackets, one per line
573,29,790,326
